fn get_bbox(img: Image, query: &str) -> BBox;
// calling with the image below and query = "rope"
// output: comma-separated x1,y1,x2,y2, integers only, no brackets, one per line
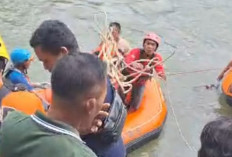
167,68,221,76
94,10,199,152
93,11,176,94
164,80,197,152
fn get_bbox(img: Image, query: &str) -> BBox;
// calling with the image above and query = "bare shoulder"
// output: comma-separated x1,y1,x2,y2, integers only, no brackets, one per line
119,37,130,45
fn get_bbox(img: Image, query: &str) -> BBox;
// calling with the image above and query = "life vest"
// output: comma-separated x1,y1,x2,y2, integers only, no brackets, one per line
3,66,51,111
125,48,164,79
125,48,166,87
140,49,157,67
126,49,157,69
4,66,31,84
93,42,117,60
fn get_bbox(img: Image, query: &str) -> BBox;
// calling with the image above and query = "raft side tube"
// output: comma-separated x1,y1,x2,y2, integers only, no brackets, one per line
126,115,167,153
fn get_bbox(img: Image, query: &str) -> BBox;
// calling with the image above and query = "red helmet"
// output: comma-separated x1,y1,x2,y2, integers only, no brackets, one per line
143,32,161,46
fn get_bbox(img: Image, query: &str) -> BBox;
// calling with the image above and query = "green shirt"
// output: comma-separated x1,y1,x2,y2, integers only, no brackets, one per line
0,111,97,157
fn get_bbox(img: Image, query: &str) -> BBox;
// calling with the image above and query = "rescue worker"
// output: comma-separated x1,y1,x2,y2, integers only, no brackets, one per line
0,34,12,105
4,48,35,91
0,35,9,74
109,22,131,56
0,35,46,125
94,22,131,58
124,32,166,112
30,20,126,157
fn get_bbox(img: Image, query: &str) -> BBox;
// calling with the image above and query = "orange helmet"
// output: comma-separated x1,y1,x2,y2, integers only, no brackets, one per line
143,32,161,46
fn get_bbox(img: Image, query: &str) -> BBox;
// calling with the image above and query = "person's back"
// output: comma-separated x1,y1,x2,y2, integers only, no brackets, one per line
0,111,95,157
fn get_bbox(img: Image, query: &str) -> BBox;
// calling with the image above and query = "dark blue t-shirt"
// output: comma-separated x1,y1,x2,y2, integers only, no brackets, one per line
104,77,114,104
83,77,126,157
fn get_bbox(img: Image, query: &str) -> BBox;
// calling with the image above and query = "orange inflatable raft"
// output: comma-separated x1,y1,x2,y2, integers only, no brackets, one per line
221,69,232,105
34,78,167,152
122,78,167,152
35,88,52,104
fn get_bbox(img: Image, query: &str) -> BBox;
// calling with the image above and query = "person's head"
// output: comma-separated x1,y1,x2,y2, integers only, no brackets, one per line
0,35,10,73
30,20,79,72
109,22,121,41
143,32,161,56
10,48,34,70
198,117,232,157
51,52,107,131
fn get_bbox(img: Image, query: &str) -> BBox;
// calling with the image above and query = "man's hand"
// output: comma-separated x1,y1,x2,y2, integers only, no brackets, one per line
217,73,224,81
90,103,110,133
80,103,110,135
131,62,143,70
158,73,166,81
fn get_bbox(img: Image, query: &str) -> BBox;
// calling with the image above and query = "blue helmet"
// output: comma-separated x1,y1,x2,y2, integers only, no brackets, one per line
10,48,32,65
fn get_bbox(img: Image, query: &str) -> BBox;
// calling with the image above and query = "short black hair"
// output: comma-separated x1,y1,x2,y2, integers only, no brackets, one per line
109,22,121,33
198,117,232,157
30,20,79,55
51,52,107,102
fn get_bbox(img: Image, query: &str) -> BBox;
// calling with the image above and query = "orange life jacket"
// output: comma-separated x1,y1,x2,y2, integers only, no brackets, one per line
93,42,117,60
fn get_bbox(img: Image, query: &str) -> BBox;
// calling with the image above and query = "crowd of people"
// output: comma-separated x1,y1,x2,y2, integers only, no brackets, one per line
0,19,166,157
0,19,231,157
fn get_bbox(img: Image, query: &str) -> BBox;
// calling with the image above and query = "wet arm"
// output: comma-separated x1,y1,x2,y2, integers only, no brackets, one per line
154,55,166,80
218,60,232,80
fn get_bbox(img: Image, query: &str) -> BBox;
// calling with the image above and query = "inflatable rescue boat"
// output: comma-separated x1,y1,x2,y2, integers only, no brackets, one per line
122,78,167,152
221,69,232,105
35,78,168,153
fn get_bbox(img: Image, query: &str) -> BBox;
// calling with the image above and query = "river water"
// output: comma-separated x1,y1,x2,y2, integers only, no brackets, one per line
1,0,232,156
